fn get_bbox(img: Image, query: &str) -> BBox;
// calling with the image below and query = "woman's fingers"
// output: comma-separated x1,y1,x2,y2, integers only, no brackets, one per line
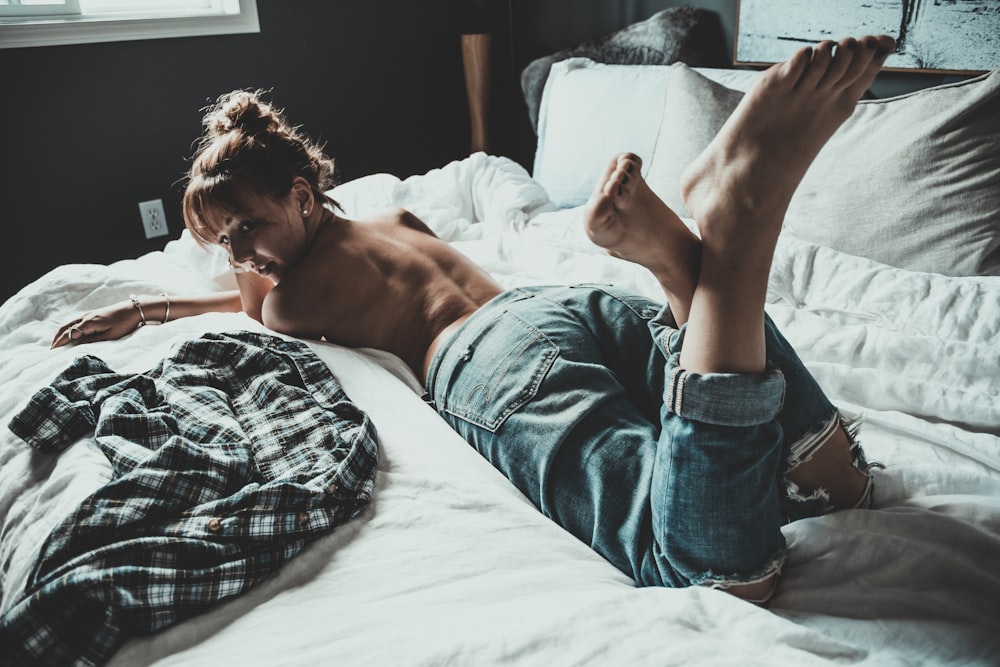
51,321,83,348
50,318,110,348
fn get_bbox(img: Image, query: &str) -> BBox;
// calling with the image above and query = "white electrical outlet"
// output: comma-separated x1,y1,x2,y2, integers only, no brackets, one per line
139,199,169,239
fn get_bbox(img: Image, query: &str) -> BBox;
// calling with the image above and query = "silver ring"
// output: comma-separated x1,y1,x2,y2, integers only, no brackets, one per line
68,324,82,340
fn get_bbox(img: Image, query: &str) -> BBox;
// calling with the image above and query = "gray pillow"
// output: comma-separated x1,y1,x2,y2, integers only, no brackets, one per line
520,7,728,134
645,64,1000,277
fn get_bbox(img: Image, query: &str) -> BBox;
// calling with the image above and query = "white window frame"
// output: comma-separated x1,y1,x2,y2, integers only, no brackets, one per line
0,0,82,19
0,0,259,49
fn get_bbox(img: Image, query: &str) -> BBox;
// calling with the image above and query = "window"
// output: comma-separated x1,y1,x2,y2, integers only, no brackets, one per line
0,0,81,19
0,0,259,49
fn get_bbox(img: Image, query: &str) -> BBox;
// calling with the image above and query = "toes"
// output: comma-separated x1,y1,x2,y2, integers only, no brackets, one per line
619,152,642,171
874,34,897,60
594,154,621,192
818,37,857,87
603,171,627,198
839,40,882,97
617,152,642,180
779,44,813,85
603,153,642,199
863,34,897,61
789,35,894,94
840,35,896,97
799,40,835,89
841,36,881,85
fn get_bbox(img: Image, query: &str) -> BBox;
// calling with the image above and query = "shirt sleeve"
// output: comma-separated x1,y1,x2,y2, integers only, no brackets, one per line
7,355,119,454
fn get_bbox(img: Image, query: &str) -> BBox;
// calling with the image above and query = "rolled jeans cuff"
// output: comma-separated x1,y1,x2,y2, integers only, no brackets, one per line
650,315,787,427
663,351,786,428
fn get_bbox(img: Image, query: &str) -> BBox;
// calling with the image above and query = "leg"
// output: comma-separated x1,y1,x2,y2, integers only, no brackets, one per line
679,37,892,518
786,419,873,512
686,34,891,598
424,286,673,586
762,317,875,513
678,35,894,375
679,34,891,595
583,35,895,602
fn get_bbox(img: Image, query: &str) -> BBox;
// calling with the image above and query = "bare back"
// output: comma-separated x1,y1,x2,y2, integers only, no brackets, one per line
261,208,503,381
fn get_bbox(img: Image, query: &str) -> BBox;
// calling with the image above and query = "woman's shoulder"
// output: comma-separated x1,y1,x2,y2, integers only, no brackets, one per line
359,207,436,237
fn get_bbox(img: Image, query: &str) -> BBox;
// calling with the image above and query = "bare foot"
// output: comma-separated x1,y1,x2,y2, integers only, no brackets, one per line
680,35,896,265
583,152,701,323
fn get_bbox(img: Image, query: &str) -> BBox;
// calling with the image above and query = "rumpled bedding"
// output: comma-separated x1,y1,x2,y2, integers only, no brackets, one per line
1,153,998,666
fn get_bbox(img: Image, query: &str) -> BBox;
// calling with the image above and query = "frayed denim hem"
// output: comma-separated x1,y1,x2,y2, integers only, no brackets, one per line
694,548,786,604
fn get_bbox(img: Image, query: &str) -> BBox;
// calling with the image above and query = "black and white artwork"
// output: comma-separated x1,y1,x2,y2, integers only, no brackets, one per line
736,0,1000,73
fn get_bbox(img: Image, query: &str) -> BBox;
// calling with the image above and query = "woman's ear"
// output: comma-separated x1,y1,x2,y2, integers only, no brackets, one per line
291,177,313,216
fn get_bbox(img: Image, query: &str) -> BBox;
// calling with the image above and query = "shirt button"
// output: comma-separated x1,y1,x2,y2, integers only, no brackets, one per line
207,518,222,532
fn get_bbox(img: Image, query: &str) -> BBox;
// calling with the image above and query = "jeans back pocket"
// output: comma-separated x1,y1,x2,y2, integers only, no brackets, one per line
439,310,558,433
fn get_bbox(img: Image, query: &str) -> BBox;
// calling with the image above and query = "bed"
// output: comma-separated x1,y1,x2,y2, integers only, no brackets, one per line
2,52,1000,667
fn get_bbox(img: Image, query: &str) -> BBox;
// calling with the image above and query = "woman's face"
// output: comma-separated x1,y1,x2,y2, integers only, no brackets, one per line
212,190,309,284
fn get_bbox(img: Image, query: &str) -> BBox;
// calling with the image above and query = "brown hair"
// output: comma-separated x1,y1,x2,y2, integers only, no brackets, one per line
182,89,338,245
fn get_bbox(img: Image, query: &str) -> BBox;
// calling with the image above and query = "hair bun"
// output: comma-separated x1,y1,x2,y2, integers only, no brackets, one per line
204,89,278,139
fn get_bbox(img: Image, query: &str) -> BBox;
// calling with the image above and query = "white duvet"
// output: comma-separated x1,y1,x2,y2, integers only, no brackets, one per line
1,154,998,666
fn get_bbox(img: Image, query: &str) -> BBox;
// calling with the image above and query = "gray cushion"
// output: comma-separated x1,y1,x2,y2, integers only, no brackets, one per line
520,7,727,134
645,64,1000,276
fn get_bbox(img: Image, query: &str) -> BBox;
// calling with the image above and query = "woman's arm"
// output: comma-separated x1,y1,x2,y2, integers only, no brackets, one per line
234,269,275,323
51,290,246,349
51,260,279,349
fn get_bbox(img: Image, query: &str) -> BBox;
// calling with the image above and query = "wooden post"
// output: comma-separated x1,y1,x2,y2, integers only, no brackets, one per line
461,32,492,154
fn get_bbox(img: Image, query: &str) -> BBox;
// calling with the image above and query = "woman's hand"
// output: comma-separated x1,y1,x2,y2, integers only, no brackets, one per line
51,299,143,349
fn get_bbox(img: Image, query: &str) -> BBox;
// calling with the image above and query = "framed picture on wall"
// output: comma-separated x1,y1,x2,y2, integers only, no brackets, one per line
735,0,1000,74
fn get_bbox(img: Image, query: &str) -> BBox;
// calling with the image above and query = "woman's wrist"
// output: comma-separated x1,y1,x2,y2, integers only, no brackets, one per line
128,293,171,327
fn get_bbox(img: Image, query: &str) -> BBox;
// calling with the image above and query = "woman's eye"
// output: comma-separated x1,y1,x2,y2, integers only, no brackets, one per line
239,220,257,234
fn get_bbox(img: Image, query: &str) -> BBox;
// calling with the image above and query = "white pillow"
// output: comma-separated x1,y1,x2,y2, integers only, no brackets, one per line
531,59,671,209
531,60,760,209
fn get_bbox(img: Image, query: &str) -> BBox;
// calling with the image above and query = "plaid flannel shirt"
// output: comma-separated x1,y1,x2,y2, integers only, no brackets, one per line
0,332,378,667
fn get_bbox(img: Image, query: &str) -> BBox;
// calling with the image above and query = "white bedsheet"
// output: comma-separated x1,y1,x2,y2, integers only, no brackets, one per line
1,154,998,666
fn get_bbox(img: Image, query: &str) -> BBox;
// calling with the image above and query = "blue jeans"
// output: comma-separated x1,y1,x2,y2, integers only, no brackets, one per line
424,285,869,590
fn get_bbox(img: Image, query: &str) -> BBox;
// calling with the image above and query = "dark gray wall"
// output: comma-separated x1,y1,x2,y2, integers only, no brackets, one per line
2,0,958,303
1,1,475,303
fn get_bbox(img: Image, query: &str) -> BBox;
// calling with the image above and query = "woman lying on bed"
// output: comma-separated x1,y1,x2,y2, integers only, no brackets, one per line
53,34,896,604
